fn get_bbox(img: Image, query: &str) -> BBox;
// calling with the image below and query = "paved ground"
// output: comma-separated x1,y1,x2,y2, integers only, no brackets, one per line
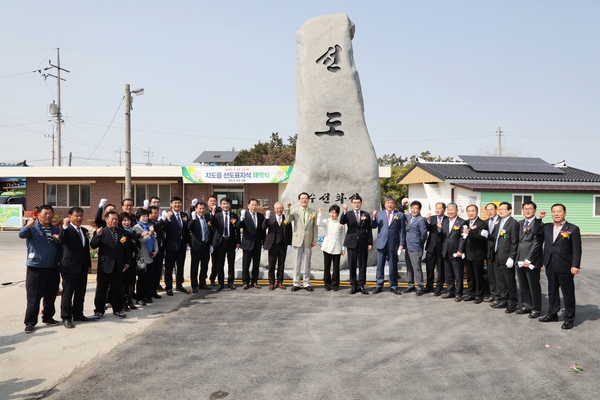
1,231,599,399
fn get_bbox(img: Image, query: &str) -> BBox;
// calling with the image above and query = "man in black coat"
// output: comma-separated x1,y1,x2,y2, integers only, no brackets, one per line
489,201,520,313
237,198,266,290
262,201,292,290
535,204,582,330
515,201,544,318
58,207,92,328
340,195,373,295
438,203,466,301
483,203,500,303
425,202,446,295
211,197,239,290
462,204,489,304
159,196,190,295
188,201,212,292
90,210,131,319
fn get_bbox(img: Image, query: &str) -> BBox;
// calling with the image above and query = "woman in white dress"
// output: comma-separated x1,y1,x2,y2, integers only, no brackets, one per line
317,204,346,291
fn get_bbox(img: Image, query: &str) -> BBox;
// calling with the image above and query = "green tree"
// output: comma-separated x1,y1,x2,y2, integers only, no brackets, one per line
234,132,297,165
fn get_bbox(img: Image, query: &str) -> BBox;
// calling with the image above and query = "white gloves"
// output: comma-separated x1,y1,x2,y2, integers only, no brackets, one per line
143,199,149,210
480,229,489,238
210,245,214,254
99,198,107,208
265,210,271,219
192,211,197,220
452,253,465,259
261,246,265,252
519,260,535,270
506,257,514,268
397,248,402,257
161,210,168,221
461,233,468,239
240,209,246,220
191,198,198,207
287,245,292,253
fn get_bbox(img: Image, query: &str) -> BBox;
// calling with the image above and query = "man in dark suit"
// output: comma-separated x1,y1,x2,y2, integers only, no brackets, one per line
237,198,266,289
438,203,466,301
536,204,582,330
489,201,520,313
211,197,239,290
371,196,405,295
90,210,131,319
262,201,292,290
160,196,190,295
206,195,222,285
188,201,212,293
58,207,92,328
340,195,373,295
121,197,137,226
461,204,489,304
483,203,500,303
515,201,544,318
425,202,446,296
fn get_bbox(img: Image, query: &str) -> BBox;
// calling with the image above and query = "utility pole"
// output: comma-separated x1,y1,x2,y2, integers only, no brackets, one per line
144,148,153,166
114,146,122,166
497,126,502,157
46,48,70,166
124,84,145,200
44,131,55,166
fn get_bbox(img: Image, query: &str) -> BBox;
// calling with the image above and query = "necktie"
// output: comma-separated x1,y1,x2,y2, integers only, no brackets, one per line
303,208,307,224
111,229,118,245
277,216,281,226
252,213,257,227
489,217,495,231
200,217,209,242
355,211,360,222
176,213,182,228
470,219,474,228
495,218,506,251
524,220,530,229
76,226,85,246
43,225,53,243
224,212,229,236
387,211,391,225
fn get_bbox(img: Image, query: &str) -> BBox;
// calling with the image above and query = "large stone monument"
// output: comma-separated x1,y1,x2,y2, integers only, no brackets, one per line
281,13,380,270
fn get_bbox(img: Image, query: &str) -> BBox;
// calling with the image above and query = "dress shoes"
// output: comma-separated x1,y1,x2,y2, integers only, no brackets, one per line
561,321,574,330
217,285,224,291
423,287,434,294
277,283,286,290
242,283,249,290
358,286,369,295
515,308,531,315
210,280,216,286
539,314,559,323
269,284,275,290
474,297,483,304
144,297,153,303
483,296,494,303
192,288,199,294
528,311,541,319
73,315,91,322
42,318,60,326
24,324,35,334
489,300,500,307
332,287,339,292
152,293,162,299
177,286,187,293
229,284,236,290
253,283,262,289
291,286,302,292
505,307,517,313
373,287,383,294
454,296,462,302
462,295,475,301
349,286,357,295
492,301,508,309
166,290,174,296
434,289,443,297
198,285,208,290
441,293,455,299
324,286,331,291
63,319,75,329
305,286,314,292
415,288,424,296
393,287,403,295
403,287,415,294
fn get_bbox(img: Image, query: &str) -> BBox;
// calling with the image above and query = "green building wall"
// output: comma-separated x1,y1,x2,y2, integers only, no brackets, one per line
480,192,600,235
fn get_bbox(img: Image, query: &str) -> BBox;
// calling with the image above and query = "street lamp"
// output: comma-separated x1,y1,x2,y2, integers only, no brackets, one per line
124,84,144,200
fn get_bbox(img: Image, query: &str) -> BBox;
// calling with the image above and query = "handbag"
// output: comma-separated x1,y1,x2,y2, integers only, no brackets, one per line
136,252,147,271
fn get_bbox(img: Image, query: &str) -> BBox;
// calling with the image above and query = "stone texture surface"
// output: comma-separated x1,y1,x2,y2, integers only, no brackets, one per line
281,14,380,269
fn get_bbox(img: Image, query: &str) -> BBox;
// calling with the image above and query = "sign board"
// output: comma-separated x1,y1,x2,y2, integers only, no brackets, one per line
182,166,293,184
0,204,23,228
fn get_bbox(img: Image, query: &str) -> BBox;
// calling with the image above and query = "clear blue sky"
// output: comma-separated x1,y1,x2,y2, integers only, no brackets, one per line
1,1,599,172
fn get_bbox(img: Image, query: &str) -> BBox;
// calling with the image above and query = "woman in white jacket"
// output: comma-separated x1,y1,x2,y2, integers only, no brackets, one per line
317,204,346,291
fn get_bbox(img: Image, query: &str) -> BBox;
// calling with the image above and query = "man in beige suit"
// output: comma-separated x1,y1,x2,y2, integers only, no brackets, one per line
285,192,319,291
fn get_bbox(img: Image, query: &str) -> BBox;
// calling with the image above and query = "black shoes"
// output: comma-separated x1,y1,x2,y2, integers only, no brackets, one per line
492,301,508,309
373,287,383,294
415,288,424,296
73,315,91,322
462,295,475,301
403,287,415,294
505,307,517,314
561,321,574,330
515,308,531,315
166,290,174,296
24,324,34,334
358,286,369,295
474,297,483,304
305,286,314,292
291,286,301,292
229,284,236,290
393,287,403,295
528,311,541,319
152,293,162,299
177,286,187,293
434,289,443,297
63,319,75,329
539,314,558,323
192,288,199,293
42,318,60,326
349,286,357,295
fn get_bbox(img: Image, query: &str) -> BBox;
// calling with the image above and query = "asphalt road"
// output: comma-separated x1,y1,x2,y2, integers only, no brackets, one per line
41,238,600,400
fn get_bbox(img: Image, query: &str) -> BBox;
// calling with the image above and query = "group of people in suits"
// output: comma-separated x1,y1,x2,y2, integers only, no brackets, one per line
424,200,582,330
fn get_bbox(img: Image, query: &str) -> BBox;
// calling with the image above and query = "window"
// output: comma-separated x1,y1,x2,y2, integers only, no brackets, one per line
46,184,90,207
513,194,533,217
594,196,600,217
131,184,171,207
